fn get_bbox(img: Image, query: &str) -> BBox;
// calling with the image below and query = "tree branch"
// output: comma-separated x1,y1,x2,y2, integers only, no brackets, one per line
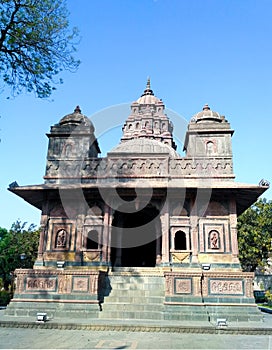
0,0,21,50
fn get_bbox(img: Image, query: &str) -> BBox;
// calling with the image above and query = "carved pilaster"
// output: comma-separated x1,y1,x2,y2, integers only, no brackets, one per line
229,198,239,262
107,207,113,265
76,213,85,262
190,198,199,263
102,204,110,263
160,199,170,263
155,220,162,263
37,214,48,260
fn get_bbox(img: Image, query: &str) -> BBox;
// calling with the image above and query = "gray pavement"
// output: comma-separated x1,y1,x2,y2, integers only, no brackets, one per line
0,309,272,349
0,327,272,349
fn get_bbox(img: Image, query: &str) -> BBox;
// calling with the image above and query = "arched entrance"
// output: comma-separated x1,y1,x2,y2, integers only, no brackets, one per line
111,203,161,267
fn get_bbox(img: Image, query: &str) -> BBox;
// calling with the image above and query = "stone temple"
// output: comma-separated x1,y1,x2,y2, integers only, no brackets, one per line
7,80,269,322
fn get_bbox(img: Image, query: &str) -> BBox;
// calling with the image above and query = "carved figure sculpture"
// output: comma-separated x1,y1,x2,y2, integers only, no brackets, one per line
209,230,219,249
56,229,67,248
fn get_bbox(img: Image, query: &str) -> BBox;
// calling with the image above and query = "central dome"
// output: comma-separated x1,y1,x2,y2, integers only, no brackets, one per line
109,138,180,158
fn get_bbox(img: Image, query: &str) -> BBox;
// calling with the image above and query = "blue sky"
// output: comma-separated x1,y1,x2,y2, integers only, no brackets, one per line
0,0,271,229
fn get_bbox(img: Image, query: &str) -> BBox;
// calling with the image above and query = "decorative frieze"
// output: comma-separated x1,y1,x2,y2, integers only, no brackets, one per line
45,156,234,180
169,157,233,176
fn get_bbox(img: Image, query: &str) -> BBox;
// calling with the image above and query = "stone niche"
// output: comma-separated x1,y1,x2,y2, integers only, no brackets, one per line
81,206,104,265
169,216,191,265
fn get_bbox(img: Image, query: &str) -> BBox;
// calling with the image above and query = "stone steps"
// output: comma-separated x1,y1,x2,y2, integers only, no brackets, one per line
103,296,164,303
5,301,99,319
101,302,164,312
98,272,165,320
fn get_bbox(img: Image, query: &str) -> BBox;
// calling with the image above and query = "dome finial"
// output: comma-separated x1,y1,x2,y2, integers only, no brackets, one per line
142,77,154,97
203,104,210,111
74,105,81,113
146,76,151,90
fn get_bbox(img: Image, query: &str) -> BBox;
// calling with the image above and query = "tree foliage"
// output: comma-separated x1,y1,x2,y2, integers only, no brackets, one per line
0,220,40,289
237,198,272,272
0,0,80,98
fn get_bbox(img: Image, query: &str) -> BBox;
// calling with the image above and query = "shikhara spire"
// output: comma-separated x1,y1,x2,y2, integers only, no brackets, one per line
119,80,176,150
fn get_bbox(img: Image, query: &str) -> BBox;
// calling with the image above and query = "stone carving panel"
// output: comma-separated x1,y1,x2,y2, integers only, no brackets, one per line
43,252,76,261
82,251,101,262
26,277,56,292
209,279,243,295
171,252,190,263
174,278,192,294
165,275,173,295
58,275,72,294
72,276,89,292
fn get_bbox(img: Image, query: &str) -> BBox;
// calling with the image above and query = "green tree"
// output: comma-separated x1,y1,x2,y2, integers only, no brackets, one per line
237,198,272,272
0,227,8,240
0,220,40,289
0,0,80,98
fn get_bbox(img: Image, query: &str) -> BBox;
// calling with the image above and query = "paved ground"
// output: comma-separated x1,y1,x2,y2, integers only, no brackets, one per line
0,327,272,349
1,310,272,349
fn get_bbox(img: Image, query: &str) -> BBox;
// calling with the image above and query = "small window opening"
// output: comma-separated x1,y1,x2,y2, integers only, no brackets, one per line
87,230,99,249
174,231,187,250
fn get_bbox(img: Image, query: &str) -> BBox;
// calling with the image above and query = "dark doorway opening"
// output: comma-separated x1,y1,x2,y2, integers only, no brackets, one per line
111,204,160,267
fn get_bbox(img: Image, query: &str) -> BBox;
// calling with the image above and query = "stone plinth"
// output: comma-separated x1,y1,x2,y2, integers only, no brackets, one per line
6,268,101,318
164,270,262,322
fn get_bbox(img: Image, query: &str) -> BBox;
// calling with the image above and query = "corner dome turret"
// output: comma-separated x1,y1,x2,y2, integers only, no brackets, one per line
192,104,225,123
59,106,94,131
